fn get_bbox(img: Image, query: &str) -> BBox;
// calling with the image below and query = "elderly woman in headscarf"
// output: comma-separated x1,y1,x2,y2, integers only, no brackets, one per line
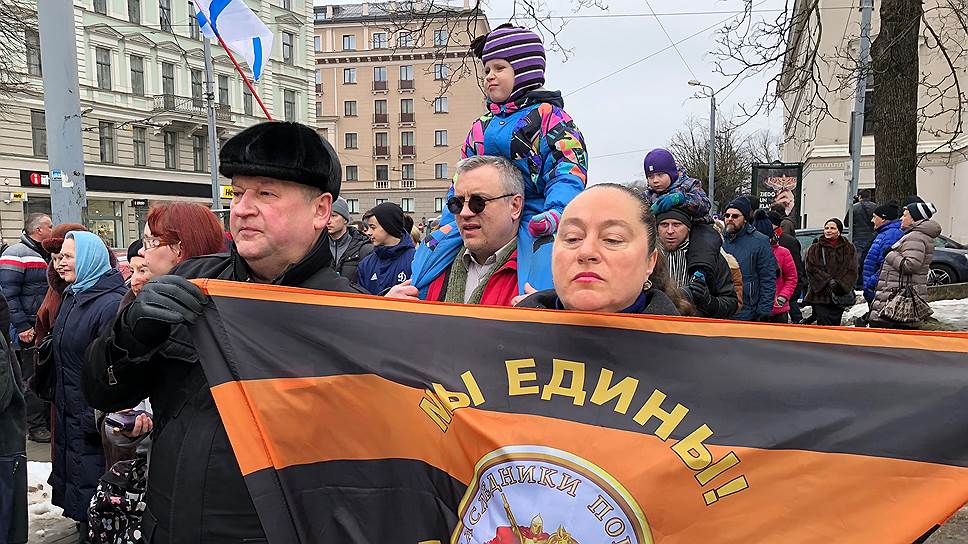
49,231,126,539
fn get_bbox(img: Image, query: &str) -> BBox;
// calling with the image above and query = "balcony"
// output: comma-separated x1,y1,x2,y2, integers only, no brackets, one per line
373,145,390,158
373,80,388,91
399,79,414,91
373,113,389,125
400,179,416,189
400,145,415,157
399,112,415,124
375,180,389,190
152,94,231,123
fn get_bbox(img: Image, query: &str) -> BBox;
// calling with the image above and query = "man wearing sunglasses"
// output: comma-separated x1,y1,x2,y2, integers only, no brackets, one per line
388,155,524,306
722,197,777,322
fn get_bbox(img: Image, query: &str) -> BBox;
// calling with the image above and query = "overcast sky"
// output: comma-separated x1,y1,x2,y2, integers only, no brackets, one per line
317,0,786,183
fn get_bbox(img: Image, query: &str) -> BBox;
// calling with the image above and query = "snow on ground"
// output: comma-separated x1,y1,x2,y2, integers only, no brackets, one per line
27,461,67,540
842,296,968,330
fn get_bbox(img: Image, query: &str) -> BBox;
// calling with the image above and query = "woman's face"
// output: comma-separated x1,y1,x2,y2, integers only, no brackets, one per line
129,255,152,295
141,223,182,276
553,188,656,313
483,59,515,103
823,222,840,239
901,208,914,229
56,239,77,283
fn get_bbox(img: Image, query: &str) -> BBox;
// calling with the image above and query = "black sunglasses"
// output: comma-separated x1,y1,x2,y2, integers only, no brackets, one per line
446,193,515,215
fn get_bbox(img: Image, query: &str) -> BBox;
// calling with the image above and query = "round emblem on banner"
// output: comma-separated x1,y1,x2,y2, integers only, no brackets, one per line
451,446,653,544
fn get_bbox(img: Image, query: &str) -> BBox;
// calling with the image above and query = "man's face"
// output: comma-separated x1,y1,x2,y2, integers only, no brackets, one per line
229,175,331,269
453,166,523,259
872,214,886,229
35,216,53,241
723,208,746,234
365,216,395,247
327,213,348,238
658,219,690,251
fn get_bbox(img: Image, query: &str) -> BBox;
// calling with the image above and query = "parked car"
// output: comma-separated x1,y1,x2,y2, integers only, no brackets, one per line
795,228,968,286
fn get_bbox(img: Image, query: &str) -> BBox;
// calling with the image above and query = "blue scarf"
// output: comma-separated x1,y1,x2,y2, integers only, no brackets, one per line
66,231,112,294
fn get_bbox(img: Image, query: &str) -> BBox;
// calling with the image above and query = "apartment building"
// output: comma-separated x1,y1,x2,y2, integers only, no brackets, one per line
314,2,488,225
0,0,316,247
781,0,968,242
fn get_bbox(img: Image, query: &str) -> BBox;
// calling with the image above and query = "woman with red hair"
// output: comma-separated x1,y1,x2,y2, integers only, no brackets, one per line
140,202,226,277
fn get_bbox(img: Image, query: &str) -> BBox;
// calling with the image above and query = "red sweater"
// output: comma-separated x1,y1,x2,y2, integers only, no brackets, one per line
425,250,519,307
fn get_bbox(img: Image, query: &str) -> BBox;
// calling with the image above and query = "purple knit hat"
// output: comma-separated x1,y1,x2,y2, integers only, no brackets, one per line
643,148,678,181
475,24,546,102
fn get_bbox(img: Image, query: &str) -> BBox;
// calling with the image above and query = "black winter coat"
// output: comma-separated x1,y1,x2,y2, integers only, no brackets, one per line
0,334,27,544
331,227,373,284
51,270,126,522
83,237,365,544
777,231,806,292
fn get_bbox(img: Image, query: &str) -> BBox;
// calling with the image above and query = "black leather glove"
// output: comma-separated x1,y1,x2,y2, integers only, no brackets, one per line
685,279,712,311
117,275,207,356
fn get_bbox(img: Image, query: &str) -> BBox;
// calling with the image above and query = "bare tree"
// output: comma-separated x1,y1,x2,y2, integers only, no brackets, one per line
0,0,38,110
712,0,968,204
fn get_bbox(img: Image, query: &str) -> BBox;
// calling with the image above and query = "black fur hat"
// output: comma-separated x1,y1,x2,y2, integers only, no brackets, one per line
219,121,342,198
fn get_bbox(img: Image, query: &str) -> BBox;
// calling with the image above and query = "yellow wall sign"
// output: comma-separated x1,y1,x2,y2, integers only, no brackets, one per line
10,192,27,202
220,185,233,199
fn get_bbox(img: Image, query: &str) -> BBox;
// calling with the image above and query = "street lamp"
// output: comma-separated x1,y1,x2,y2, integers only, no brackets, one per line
688,80,717,213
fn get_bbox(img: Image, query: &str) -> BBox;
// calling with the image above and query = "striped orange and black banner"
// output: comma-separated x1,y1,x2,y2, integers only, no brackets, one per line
191,279,968,543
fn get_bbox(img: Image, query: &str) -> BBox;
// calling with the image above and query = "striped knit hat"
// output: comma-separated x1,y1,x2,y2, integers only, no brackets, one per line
475,24,546,102
906,200,937,221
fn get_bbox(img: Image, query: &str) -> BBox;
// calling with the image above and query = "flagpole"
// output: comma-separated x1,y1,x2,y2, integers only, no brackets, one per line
203,37,221,209
213,34,273,120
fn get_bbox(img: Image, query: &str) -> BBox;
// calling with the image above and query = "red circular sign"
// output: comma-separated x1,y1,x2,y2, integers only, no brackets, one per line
29,172,41,186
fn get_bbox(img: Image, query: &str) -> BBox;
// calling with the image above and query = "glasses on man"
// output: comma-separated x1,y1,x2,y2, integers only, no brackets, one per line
446,193,515,215
723,213,743,220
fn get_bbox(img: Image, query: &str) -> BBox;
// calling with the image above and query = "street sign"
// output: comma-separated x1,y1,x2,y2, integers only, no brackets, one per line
51,169,73,188
220,185,233,199
131,199,149,208
10,192,27,202
27,172,49,186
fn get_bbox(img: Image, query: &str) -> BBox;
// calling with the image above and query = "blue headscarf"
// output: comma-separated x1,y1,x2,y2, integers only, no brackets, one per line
66,231,113,293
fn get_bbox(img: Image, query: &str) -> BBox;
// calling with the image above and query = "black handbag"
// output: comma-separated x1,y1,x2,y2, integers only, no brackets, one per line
30,334,55,402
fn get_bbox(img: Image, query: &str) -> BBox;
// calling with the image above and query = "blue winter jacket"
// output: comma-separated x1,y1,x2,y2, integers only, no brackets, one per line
0,234,50,334
862,220,904,302
357,234,416,295
723,224,777,320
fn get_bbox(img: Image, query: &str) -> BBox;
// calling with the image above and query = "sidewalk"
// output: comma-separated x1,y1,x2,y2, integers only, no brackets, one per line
26,440,77,544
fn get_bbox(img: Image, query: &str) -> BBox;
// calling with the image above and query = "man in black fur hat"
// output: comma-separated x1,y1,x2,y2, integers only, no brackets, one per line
83,122,364,543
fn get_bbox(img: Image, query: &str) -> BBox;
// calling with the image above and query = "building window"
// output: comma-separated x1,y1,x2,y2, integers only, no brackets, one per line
159,0,172,32
129,55,145,96
284,89,296,122
243,86,253,115
315,102,321,117
433,29,448,46
398,30,413,47
133,126,147,166
99,121,115,163
434,96,448,113
376,165,389,180
161,62,174,95
193,134,206,172
344,132,358,149
343,68,356,84
163,130,177,168
282,32,294,64
434,163,448,180
283,0,292,10
314,35,321,51
128,0,140,23
375,198,387,205
433,63,449,80
191,69,203,102
26,30,42,76
344,100,357,116
345,165,359,181
374,99,387,113
373,66,387,81
372,32,387,49
400,65,413,81
401,98,413,113
347,199,359,213
434,130,448,147
190,16,200,39
218,75,230,106
434,196,444,212
94,0,107,14
401,131,414,146
401,164,415,180
95,47,112,90
31,110,46,157
401,197,414,212
342,35,356,50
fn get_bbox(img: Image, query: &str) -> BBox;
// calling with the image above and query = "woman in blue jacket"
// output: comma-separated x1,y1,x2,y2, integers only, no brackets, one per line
50,231,126,538
357,202,416,295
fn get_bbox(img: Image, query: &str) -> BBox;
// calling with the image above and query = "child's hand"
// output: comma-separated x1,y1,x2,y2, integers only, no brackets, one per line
528,210,560,238
650,192,685,214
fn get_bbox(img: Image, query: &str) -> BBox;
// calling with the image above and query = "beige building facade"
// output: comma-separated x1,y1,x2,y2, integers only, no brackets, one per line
313,3,488,225
781,0,968,243
0,0,316,247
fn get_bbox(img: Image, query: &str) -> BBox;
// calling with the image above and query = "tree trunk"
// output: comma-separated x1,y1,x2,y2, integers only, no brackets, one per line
871,0,922,204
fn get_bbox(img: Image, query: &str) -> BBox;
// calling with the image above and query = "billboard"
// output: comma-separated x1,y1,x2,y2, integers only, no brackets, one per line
751,162,804,228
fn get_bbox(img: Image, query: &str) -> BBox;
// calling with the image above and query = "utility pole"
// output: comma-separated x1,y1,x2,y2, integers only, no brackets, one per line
37,1,86,224
203,37,221,209
847,0,874,242
688,80,717,212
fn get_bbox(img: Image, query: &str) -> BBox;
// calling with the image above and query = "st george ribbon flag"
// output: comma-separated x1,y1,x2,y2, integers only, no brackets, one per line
191,0,273,80
191,279,968,543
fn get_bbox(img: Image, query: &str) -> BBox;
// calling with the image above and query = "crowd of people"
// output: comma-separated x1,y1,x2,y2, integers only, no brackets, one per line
0,22,952,544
